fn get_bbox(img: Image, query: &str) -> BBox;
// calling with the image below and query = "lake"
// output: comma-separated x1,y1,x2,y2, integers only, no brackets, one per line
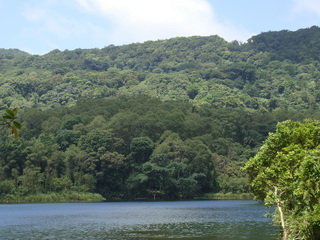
0,200,277,240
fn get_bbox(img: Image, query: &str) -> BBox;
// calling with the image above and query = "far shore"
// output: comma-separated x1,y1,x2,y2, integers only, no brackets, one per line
0,192,254,204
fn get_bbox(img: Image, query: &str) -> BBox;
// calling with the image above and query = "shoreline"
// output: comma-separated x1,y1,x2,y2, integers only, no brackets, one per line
0,192,254,204
0,191,105,204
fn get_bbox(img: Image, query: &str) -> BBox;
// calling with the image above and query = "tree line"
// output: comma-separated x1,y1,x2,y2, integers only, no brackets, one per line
0,96,316,201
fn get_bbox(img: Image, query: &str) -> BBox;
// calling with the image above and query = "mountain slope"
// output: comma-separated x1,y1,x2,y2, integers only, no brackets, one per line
0,26,320,112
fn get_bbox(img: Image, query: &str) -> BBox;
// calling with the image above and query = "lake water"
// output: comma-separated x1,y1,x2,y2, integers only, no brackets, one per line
0,200,277,240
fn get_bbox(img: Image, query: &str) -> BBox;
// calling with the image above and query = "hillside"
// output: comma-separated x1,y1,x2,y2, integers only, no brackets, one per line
1,26,320,201
0,26,320,112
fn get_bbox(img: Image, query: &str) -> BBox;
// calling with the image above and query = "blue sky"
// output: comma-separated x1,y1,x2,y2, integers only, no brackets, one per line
1,0,320,55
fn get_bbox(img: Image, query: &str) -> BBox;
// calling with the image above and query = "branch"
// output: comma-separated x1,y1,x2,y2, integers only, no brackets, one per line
0,108,22,138
274,186,288,240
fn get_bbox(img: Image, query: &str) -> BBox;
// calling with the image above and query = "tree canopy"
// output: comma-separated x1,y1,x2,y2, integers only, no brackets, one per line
1,26,320,112
244,119,320,240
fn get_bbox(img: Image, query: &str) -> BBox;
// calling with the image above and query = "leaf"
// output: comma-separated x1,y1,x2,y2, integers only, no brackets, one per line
2,115,13,119
5,109,15,118
11,127,18,139
12,108,18,114
13,121,22,129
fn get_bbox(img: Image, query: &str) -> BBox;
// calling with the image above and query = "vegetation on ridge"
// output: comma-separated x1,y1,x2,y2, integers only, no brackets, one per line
1,26,320,112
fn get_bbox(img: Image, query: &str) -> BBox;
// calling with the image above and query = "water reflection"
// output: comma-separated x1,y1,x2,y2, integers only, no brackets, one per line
0,200,277,239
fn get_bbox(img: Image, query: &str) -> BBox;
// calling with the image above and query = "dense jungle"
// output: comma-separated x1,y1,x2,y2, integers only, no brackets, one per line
1,26,320,203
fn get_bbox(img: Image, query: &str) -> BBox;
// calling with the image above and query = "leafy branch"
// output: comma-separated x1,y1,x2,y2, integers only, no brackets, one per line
0,108,22,138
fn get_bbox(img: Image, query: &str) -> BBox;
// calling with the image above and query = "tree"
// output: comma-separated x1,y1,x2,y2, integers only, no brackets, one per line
140,161,170,199
56,129,78,150
183,139,216,192
128,137,155,165
96,150,126,197
154,131,186,162
0,139,27,180
78,130,115,153
244,119,320,240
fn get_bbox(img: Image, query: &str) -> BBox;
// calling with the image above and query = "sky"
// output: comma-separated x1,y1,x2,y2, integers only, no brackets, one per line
0,0,320,55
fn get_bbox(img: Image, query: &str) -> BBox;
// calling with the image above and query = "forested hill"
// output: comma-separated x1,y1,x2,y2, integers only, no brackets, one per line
247,25,320,62
1,26,320,201
1,26,320,111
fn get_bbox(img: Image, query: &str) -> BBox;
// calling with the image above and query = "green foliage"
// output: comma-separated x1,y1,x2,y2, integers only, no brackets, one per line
247,26,320,63
129,137,155,164
1,96,289,201
2,26,320,208
2,27,320,112
244,119,320,239
0,191,105,203
203,192,254,200
78,130,115,153
0,108,21,138
2,92,319,202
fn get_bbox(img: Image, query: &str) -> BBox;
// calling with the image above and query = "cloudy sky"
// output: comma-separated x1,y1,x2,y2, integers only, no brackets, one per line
1,0,320,54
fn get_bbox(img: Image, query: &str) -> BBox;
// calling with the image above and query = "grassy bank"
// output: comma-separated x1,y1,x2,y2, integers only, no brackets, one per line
0,192,254,204
0,191,105,204
202,192,254,200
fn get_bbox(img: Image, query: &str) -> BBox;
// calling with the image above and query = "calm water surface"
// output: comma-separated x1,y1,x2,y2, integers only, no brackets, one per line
0,200,277,240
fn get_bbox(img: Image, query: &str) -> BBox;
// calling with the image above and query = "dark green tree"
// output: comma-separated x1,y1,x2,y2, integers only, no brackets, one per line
128,137,155,165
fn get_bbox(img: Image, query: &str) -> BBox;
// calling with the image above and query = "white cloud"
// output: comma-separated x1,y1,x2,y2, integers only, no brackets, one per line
76,0,252,44
293,0,320,15
18,0,254,54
